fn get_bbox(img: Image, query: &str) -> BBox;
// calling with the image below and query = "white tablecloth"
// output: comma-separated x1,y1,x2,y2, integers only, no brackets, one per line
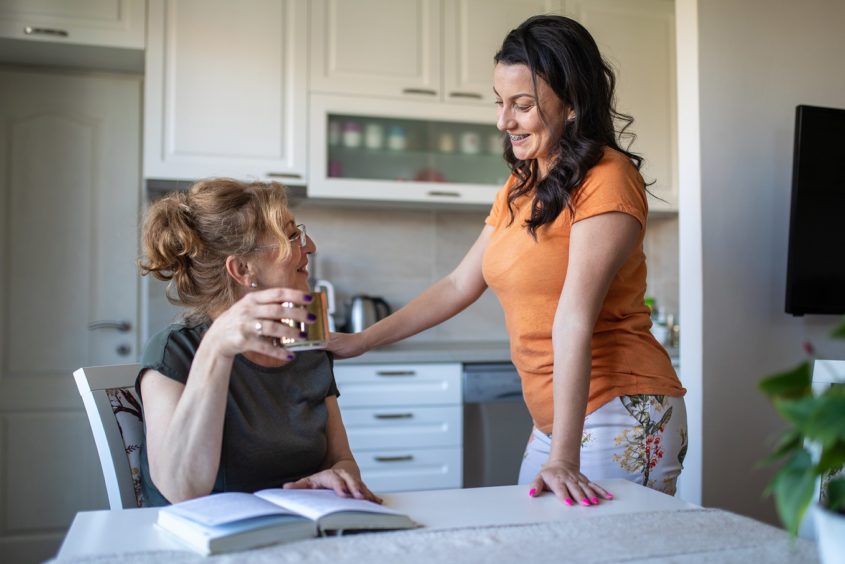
52,508,816,563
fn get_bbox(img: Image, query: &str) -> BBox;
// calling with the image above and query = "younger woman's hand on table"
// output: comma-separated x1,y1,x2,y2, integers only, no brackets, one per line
283,468,383,504
528,460,613,506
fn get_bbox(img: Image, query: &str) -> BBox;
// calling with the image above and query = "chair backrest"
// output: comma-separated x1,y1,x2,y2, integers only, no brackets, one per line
73,364,146,509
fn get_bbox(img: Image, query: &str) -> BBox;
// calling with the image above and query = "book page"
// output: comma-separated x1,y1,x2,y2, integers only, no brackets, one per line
164,492,299,527
255,489,402,521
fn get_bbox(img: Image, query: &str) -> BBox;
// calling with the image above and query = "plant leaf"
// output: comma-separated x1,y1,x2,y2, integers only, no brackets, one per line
760,362,812,400
827,478,845,513
802,395,845,446
759,430,803,466
773,396,816,431
817,442,845,475
832,318,845,339
771,450,817,536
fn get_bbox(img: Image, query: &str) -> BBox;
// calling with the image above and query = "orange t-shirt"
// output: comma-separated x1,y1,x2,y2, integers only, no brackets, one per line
482,147,685,433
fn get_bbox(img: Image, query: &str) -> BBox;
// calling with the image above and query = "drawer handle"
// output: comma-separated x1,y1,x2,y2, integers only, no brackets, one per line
375,370,416,377
448,91,483,100
402,88,437,96
427,191,461,198
24,26,69,38
374,413,413,420
374,455,414,463
266,172,302,179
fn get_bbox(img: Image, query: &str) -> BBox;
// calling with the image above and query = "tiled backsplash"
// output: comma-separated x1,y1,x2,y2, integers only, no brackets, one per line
144,202,679,344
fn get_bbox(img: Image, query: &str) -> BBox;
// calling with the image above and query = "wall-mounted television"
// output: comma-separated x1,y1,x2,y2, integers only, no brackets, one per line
785,104,845,316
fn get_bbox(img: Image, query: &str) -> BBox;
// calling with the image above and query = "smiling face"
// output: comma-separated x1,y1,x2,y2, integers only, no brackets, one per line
494,63,568,176
250,221,315,292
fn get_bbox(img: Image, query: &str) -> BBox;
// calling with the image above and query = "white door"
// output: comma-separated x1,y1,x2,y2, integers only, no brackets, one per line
0,68,141,563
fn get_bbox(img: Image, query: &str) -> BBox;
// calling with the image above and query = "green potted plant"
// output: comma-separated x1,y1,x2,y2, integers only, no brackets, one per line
759,319,845,564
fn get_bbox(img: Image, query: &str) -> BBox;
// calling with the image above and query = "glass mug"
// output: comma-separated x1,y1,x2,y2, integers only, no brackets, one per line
279,290,330,351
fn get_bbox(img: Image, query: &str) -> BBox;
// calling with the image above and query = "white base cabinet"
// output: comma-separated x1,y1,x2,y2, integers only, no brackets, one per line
334,363,463,493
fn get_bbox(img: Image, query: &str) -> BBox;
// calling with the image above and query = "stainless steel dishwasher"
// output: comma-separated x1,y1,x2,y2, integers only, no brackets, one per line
462,362,534,487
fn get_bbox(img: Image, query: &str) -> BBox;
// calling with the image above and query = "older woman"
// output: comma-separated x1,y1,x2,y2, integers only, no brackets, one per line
137,178,377,506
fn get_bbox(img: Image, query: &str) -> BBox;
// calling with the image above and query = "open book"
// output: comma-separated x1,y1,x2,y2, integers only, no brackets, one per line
156,489,416,555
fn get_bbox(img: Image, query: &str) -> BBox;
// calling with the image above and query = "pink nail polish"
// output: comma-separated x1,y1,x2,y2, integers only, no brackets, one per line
581,498,591,506
528,488,536,497
564,498,574,506
606,492,614,499
591,497,599,504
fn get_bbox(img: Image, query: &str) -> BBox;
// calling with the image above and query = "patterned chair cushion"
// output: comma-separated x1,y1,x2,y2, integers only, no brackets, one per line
106,387,146,507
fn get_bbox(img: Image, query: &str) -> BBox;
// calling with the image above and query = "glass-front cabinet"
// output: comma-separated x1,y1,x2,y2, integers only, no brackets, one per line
309,94,510,206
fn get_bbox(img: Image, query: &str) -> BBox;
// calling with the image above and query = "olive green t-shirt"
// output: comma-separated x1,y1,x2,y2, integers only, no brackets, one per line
136,322,339,506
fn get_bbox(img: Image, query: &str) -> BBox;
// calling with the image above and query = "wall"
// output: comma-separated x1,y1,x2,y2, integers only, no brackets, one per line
146,204,678,347
697,0,845,523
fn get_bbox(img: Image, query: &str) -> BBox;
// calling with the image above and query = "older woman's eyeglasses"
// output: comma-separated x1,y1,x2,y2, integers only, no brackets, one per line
252,224,307,253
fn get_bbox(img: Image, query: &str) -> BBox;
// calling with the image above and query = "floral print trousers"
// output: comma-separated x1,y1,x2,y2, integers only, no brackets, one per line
518,395,688,495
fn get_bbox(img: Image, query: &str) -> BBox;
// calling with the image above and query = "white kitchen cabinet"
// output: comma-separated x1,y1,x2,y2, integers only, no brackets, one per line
0,0,145,48
334,362,463,492
309,0,562,105
309,93,510,206
567,0,677,212
143,0,307,183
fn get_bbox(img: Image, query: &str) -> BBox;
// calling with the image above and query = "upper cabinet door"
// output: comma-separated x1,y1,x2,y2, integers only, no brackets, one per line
442,0,562,105
309,0,441,100
0,0,145,48
144,0,308,182
566,0,677,212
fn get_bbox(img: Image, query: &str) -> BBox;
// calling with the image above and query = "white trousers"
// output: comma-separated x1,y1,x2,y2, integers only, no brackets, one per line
518,395,687,495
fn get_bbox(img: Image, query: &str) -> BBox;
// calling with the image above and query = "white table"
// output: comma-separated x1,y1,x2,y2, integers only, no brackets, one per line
55,479,817,563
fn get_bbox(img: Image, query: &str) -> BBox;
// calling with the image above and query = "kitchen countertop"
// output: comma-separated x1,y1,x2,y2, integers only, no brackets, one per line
335,341,513,365
336,340,680,367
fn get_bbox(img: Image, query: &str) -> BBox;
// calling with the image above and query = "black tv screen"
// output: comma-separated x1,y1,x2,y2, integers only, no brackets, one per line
785,104,845,315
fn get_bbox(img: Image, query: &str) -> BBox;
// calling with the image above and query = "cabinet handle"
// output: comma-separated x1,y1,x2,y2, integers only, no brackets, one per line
402,88,437,96
427,191,461,198
448,92,483,100
374,455,414,463
375,370,416,377
374,413,414,420
88,320,132,332
24,26,69,38
266,172,302,179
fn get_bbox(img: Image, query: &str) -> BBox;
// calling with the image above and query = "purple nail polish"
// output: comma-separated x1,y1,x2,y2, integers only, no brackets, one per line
303,294,313,302
564,498,573,506
287,353,295,361
299,331,308,338
307,313,317,321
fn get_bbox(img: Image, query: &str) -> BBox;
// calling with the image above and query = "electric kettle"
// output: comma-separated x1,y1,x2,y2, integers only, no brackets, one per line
346,295,391,333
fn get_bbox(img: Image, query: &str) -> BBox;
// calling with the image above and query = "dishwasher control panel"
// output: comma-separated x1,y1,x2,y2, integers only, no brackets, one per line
462,362,524,403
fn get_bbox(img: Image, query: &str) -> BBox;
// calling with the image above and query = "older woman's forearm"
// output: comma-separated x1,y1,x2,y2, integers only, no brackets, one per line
147,350,233,502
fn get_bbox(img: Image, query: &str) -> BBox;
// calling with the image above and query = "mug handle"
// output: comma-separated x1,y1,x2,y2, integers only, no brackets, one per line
314,280,335,314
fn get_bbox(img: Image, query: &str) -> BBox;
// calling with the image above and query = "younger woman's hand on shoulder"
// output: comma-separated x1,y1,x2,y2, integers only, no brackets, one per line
327,331,368,359
283,468,382,504
204,287,314,361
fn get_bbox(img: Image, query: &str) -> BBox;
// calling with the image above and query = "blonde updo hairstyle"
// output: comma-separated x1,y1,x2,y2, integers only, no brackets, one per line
139,178,293,322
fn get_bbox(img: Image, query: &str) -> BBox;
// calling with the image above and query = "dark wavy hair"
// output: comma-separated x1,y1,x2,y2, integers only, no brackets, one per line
495,15,644,236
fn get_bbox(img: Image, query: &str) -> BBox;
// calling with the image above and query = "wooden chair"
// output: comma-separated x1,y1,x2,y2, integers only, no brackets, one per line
73,364,146,509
